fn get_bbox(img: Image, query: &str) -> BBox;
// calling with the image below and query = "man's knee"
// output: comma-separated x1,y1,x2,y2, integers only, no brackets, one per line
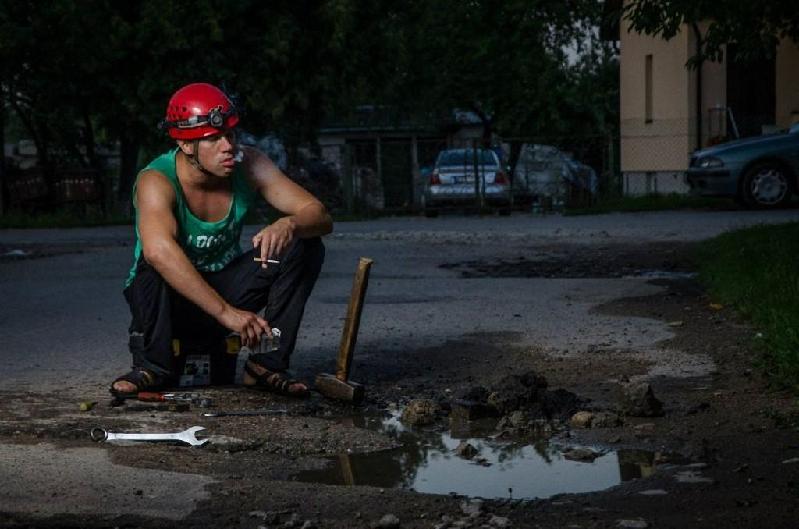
272,236,325,270
299,236,325,267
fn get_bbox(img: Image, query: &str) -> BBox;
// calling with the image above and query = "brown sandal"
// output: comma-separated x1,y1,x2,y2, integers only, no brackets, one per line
244,362,310,399
110,367,164,399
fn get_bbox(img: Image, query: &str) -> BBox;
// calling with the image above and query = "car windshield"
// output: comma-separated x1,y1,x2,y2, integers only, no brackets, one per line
438,149,497,167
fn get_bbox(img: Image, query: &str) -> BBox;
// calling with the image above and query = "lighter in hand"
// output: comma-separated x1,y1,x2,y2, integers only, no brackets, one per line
260,327,281,353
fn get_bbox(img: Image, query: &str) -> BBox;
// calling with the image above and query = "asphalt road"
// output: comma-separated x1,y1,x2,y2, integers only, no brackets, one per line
3,208,799,525
2,209,798,394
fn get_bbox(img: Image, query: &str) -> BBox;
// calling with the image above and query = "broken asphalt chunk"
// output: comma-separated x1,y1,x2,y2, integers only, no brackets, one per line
616,382,664,417
400,399,440,426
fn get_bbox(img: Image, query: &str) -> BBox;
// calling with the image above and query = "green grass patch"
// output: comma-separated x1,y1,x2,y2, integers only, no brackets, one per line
565,193,737,215
0,207,132,229
696,222,799,392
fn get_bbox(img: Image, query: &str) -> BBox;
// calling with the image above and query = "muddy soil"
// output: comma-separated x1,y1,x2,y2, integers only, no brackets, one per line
2,241,799,528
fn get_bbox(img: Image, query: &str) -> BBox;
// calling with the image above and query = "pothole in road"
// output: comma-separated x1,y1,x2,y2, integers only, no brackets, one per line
293,411,667,500
439,243,697,279
441,261,695,280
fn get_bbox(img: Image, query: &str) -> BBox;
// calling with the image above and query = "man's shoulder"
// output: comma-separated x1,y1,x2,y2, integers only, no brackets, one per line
136,169,177,205
139,167,172,185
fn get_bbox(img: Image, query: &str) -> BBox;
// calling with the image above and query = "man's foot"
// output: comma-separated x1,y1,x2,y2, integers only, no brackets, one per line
242,360,310,398
110,367,163,397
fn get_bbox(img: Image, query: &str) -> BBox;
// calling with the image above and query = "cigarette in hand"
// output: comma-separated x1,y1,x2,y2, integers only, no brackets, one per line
253,257,280,264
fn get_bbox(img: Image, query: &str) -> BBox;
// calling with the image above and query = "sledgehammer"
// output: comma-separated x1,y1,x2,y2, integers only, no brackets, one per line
315,257,373,403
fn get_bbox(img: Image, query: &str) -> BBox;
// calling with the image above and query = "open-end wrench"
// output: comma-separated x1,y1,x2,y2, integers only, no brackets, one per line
90,426,208,446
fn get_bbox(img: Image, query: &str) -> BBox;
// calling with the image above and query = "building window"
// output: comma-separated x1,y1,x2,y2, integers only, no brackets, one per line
645,54,653,123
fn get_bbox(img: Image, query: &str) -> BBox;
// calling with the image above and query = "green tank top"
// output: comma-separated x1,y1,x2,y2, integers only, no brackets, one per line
125,148,257,287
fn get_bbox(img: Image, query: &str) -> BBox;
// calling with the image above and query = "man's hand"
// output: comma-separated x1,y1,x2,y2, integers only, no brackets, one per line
252,217,297,267
217,305,271,348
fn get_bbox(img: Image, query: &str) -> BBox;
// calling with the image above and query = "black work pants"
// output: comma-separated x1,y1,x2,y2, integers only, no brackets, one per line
123,237,324,379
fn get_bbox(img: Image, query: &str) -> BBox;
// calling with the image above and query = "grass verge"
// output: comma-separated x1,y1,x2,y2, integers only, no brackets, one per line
565,193,737,215
696,221,799,392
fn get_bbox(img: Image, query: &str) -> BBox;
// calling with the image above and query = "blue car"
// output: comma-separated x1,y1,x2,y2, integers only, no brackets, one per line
687,125,799,208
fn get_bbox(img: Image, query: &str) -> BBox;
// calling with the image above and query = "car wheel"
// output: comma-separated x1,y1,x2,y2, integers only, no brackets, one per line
740,162,793,208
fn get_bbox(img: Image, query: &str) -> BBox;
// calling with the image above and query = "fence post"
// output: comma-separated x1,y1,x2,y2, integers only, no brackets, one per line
411,135,420,209
342,144,354,214
607,132,619,197
375,136,382,212
472,139,483,211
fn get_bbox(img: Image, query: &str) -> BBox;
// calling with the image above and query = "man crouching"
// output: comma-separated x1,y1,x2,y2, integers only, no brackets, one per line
111,82,332,399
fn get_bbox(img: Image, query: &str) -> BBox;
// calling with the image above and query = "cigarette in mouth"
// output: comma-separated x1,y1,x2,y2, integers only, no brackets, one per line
253,257,280,264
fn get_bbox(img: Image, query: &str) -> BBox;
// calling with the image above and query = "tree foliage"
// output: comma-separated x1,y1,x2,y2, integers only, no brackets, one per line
345,0,614,140
0,0,617,210
623,0,799,63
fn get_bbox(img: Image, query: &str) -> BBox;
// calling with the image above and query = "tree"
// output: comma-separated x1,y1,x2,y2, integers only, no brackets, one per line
0,0,355,210
623,0,799,63
330,1,614,140
382,1,594,138
351,0,616,178
0,0,618,214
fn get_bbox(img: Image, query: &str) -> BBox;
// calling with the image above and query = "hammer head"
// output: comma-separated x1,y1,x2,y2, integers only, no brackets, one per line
315,373,364,404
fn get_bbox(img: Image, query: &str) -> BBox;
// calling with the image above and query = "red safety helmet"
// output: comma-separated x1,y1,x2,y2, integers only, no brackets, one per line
162,83,240,140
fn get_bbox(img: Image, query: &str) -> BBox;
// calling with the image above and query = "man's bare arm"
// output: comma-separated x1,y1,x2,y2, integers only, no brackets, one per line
243,146,333,264
136,170,268,345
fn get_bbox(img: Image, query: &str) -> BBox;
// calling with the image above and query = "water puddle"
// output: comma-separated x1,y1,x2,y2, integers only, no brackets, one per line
294,411,663,500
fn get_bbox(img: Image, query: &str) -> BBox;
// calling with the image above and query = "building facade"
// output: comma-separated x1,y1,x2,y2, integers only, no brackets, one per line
619,10,799,195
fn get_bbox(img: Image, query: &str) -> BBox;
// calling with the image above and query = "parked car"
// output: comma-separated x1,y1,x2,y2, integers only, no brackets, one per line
687,124,799,208
422,148,511,216
512,144,598,208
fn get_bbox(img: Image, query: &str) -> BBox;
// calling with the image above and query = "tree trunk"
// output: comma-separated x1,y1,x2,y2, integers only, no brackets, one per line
0,103,5,216
13,102,50,173
507,141,522,184
81,108,99,170
469,104,493,147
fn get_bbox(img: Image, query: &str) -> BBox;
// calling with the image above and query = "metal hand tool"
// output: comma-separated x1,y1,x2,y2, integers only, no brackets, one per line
203,409,287,417
138,392,213,407
90,425,208,446
315,257,372,403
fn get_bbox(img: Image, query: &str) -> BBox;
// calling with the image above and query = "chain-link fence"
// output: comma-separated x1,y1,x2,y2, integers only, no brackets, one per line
248,106,789,217
3,102,784,219
303,133,620,216
1,132,623,218
316,137,450,214
2,166,106,212
503,135,618,211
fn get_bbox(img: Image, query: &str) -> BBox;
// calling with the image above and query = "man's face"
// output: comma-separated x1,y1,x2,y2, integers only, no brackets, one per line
187,128,238,177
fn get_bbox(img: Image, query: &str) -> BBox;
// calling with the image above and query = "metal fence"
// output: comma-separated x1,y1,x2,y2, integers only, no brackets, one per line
307,133,619,216
0,133,620,218
3,166,105,210
1,103,784,218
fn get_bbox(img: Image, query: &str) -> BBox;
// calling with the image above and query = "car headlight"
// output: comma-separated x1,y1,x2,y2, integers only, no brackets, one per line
697,156,724,169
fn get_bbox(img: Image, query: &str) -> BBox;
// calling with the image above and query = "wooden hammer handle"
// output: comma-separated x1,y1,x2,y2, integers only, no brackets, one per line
336,257,373,381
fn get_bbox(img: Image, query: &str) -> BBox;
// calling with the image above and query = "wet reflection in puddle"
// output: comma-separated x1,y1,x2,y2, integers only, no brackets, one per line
294,412,661,500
